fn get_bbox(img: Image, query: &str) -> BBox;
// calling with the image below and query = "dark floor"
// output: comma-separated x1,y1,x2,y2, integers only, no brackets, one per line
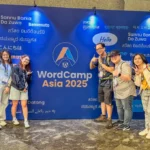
0,120,150,150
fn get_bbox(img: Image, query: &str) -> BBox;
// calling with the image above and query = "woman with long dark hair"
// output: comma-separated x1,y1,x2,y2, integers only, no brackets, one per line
9,55,32,128
133,53,150,139
0,50,12,129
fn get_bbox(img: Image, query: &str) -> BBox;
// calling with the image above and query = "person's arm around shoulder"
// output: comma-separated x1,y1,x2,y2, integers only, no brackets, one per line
101,58,114,73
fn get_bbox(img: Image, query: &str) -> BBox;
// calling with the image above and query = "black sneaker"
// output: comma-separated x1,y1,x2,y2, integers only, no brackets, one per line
115,124,125,130
123,125,130,131
112,120,123,127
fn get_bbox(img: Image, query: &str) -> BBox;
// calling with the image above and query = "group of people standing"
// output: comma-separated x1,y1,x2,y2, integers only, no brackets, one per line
90,43,150,139
0,50,32,129
0,45,150,139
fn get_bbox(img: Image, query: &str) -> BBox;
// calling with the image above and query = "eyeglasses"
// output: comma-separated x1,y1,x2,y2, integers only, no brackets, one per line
96,47,104,51
25,59,30,62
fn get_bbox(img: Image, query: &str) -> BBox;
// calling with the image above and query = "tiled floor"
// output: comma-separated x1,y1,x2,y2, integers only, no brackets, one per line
0,120,150,150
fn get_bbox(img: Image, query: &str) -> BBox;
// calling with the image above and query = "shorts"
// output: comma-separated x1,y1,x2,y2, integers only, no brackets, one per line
9,86,28,100
98,85,113,105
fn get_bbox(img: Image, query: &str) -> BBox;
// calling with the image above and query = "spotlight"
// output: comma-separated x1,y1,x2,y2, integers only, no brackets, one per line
34,0,37,7
93,7,96,16
147,18,150,24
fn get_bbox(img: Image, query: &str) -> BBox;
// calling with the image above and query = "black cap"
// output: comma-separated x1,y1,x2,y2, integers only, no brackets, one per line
109,50,120,57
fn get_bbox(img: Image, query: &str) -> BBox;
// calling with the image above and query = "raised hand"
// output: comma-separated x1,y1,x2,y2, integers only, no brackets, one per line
91,54,98,63
132,66,142,75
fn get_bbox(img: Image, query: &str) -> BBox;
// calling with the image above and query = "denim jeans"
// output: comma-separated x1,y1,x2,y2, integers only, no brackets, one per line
141,90,150,129
0,84,9,121
115,95,133,126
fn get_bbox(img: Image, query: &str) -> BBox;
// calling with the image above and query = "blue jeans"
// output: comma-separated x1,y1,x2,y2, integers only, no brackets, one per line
141,90,150,129
115,96,133,126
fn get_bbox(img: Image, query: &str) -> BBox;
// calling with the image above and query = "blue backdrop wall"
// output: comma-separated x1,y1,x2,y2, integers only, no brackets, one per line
0,5,150,120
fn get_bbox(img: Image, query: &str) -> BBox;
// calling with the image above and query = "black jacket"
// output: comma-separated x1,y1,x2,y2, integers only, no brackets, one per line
11,65,31,91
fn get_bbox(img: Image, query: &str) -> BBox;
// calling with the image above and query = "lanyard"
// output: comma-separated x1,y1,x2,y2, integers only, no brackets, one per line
4,64,9,77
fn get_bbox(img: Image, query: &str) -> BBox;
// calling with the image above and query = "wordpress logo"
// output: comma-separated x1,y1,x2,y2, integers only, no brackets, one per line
53,42,78,69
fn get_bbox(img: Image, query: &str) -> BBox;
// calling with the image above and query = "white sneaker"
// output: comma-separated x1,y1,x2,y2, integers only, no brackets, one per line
146,131,150,139
0,125,2,130
24,121,30,128
0,121,7,126
139,129,148,136
13,119,19,125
